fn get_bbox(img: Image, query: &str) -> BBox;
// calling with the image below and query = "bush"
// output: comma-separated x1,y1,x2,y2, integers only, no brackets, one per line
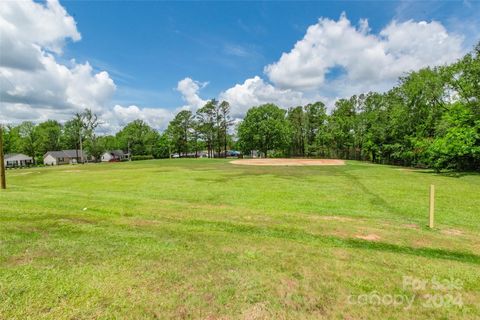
131,155,154,161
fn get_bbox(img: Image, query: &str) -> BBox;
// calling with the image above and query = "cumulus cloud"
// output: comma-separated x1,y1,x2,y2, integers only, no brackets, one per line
176,77,207,110
0,0,115,124
100,105,174,133
1,2,470,130
264,13,464,98
202,13,466,117
219,76,310,117
99,76,205,133
0,0,81,70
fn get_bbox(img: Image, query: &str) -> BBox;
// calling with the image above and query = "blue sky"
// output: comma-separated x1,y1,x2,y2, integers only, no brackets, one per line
1,0,479,131
60,0,479,109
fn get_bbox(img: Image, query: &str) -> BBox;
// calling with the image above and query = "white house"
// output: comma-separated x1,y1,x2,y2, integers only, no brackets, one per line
101,150,129,162
4,153,33,168
44,150,89,165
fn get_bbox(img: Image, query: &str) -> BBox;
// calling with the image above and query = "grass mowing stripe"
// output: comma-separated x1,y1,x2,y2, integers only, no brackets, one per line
182,219,480,265
1,159,479,319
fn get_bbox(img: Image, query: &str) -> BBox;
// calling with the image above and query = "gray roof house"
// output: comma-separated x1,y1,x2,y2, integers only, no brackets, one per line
43,149,89,165
4,153,34,168
101,150,129,162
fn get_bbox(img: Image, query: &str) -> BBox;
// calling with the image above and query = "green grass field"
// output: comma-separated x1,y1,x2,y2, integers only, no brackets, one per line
1,159,479,319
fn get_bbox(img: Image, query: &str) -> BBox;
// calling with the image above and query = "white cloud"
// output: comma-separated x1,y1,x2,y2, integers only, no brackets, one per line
100,105,174,133
219,76,310,117
1,2,471,131
100,77,210,133
176,77,207,110
223,44,250,57
0,0,115,124
0,0,80,70
219,15,465,115
264,13,464,99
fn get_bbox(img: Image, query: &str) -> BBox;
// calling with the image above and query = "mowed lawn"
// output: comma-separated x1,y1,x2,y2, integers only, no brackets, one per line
0,159,479,319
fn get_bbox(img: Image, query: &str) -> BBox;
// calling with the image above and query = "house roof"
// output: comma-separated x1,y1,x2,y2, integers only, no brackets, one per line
63,149,87,158
5,153,33,161
45,151,67,158
105,150,126,157
44,150,87,159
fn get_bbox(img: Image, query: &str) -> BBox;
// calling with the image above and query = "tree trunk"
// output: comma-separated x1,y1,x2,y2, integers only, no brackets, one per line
79,134,83,164
195,138,198,158
224,129,227,158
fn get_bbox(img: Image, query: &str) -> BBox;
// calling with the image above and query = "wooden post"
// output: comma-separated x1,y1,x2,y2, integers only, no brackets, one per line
0,125,6,189
429,184,435,228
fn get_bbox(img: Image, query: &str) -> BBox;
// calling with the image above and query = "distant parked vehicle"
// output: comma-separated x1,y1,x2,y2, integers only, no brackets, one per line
171,153,180,158
227,150,241,157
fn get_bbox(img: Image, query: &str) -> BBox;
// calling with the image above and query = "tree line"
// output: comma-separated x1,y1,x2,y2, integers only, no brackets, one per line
238,43,480,171
2,109,102,164
2,111,164,163
1,99,235,163
165,99,234,158
2,43,479,170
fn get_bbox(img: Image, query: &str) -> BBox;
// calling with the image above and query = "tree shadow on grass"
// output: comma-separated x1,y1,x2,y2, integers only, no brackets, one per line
341,170,408,217
188,160,367,182
415,170,480,179
183,219,480,265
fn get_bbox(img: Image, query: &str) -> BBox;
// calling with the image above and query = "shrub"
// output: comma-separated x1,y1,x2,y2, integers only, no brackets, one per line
131,155,154,161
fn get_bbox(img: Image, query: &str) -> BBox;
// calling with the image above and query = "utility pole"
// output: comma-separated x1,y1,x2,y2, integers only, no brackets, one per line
0,125,6,189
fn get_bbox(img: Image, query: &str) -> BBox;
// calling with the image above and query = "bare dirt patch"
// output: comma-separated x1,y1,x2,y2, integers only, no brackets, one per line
60,217,96,225
355,234,381,241
317,215,355,222
441,229,463,236
242,302,270,320
230,158,345,166
7,248,53,266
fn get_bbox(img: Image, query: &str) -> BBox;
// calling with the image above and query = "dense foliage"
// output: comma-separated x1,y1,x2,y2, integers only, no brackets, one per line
238,43,480,171
237,104,291,156
2,44,479,170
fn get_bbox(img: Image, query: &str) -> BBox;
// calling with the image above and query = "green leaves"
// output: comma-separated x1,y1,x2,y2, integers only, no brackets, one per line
425,103,480,170
116,120,160,157
166,110,194,156
37,120,62,155
3,42,479,171
238,104,291,157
